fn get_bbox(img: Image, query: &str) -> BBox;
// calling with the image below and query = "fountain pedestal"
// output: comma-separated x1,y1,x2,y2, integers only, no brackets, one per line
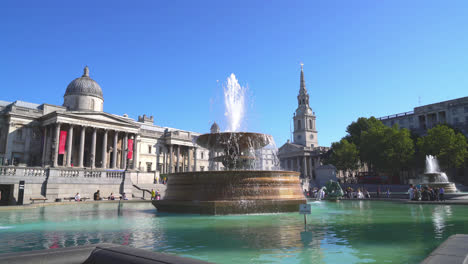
153,132,306,214
153,170,306,214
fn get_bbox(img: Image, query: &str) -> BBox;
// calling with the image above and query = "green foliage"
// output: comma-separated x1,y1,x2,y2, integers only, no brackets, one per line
417,125,468,169
326,139,359,173
360,124,414,173
346,117,384,148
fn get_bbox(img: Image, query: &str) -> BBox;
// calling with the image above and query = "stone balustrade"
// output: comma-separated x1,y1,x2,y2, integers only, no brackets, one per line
0,166,129,183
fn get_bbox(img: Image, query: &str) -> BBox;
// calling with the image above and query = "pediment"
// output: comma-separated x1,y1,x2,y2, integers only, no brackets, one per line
63,111,138,127
278,143,304,155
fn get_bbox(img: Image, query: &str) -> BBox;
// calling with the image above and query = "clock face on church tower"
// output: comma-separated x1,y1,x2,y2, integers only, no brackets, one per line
310,134,314,139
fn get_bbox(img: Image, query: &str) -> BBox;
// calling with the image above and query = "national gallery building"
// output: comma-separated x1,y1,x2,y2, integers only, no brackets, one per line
0,67,214,204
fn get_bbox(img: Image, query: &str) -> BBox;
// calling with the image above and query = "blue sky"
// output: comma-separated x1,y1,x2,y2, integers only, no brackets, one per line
1,0,468,147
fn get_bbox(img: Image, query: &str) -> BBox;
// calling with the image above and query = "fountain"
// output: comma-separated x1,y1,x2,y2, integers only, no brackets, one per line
419,155,457,193
152,74,306,214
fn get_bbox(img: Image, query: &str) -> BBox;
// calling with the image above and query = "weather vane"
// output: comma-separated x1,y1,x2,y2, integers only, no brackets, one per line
300,62,304,70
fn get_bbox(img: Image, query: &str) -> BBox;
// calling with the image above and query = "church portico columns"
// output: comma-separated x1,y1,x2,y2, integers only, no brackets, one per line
194,147,198,171
132,135,139,170
296,157,300,174
122,133,128,170
78,126,85,167
169,145,173,173
101,129,108,169
66,125,74,167
53,123,61,167
90,127,97,169
112,131,118,169
176,145,180,172
187,147,191,172
303,155,307,178
41,125,48,166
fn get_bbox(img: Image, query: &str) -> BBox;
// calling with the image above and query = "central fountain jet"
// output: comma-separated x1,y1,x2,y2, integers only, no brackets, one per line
152,74,306,214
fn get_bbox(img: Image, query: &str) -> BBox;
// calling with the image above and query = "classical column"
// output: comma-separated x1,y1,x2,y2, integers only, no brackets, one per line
309,156,313,179
53,123,61,167
102,129,108,168
296,157,300,173
90,127,97,169
193,147,197,172
156,145,160,172
303,155,307,178
169,145,173,173
41,126,48,166
162,147,166,173
112,131,118,169
122,133,128,169
187,147,191,172
132,135,139,169
216,152,220,171
78,126,85,167
66,125,74,167
176,145,180,172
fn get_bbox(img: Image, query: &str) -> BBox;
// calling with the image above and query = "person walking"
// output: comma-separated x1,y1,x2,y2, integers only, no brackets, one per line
386,187,391,198
408,185,414,200
151,189,156,200
439,187,445,201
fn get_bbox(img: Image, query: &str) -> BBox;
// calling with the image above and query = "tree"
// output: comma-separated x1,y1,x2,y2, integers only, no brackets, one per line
345,117,384,148
360,124,414,174
326,139,359,175
417,125,468,169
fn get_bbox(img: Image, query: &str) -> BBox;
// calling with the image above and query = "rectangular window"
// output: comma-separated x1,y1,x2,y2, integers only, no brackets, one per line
148,145,152,154
465,116,468,123
200,166,205,171
146,162,152,172
452,108,458,115
464,106,468,113
454,117,459,123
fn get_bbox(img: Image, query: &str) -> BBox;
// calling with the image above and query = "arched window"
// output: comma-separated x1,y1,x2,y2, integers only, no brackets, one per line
309,119,312,129
90,99,95,110
297,120,301,130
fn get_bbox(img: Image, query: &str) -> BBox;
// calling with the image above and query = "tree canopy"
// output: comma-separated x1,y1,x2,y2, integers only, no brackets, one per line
417,125,467,169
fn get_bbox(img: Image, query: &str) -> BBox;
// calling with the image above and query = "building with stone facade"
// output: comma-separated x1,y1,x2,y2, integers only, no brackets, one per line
278,65,329,185
378,96,468,137
0,67,215,205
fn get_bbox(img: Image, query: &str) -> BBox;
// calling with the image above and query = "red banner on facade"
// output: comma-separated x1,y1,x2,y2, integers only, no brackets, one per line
127,139,134,159
58,131,67,154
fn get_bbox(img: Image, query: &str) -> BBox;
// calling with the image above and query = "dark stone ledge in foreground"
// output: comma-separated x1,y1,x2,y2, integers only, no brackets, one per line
0,243,214,264
421,234,468,264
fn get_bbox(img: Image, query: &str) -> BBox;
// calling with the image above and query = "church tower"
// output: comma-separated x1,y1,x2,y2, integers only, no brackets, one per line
293,64,318,148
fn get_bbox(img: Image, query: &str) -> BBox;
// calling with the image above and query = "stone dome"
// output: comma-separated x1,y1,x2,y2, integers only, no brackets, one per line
210,122,220,133
64,66,103,100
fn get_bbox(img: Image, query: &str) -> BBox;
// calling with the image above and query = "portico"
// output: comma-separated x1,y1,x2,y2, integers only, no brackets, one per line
39,111,139,170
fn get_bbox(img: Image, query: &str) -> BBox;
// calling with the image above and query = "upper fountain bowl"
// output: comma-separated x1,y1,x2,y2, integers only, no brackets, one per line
196,132,272,151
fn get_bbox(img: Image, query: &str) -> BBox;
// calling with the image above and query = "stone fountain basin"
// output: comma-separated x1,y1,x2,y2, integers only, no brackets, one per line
153,170,306,215
196,132,272,152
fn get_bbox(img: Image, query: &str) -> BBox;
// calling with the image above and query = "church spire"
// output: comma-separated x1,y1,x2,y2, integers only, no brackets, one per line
297,63,310,108
300,63,307,94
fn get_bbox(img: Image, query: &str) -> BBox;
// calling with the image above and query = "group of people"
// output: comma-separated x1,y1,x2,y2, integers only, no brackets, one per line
92,190,128,201
151,189,161,200
343,187,372,199
408,184,445,201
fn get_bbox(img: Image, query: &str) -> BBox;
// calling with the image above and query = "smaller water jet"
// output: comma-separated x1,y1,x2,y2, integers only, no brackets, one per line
419,155,457,193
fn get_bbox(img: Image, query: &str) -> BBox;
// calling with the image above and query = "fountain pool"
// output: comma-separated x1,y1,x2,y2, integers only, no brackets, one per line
1,201,468,263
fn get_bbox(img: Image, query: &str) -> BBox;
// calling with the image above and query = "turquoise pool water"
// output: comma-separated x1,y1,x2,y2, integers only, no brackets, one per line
0,200,467,263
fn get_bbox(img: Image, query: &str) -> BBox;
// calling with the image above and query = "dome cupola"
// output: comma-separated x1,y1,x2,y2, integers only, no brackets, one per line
63,66,104,111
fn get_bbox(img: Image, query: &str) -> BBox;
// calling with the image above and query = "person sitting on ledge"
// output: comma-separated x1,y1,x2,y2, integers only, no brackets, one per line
109,193,115,200
74,193,81,202
122,193,128,200
93,190,101,201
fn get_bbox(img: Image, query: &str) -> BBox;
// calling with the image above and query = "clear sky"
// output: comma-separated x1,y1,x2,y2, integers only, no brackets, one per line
1,1,468,147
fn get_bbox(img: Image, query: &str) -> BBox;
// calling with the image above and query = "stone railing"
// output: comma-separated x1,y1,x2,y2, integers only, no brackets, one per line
24,168,46,177
84,171,102,178
0,166,129,184
0,166,17,176
106,171,124,179
59,169,80,177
